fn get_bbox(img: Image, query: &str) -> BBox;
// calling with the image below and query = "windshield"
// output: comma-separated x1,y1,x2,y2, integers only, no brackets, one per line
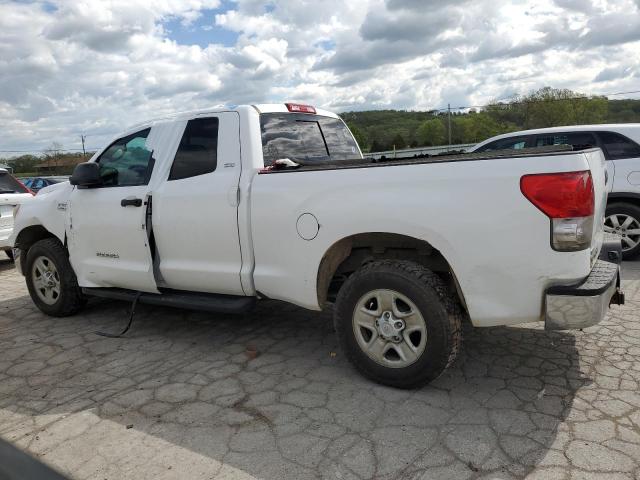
260,113,361,166
0,172,28,194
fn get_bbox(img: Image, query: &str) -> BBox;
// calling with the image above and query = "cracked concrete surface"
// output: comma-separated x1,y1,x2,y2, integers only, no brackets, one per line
1,258,640,479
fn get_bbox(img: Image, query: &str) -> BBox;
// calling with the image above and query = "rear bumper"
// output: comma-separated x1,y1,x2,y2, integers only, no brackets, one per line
545,235,624,330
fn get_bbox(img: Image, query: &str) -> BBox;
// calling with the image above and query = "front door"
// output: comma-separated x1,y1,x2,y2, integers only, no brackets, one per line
68,127,158,293
152,112,244,295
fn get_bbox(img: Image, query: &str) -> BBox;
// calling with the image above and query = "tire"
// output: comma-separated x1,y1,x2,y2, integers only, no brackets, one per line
605,202,640,260
25,238,85,317
334,260,463,389
5,249,13,261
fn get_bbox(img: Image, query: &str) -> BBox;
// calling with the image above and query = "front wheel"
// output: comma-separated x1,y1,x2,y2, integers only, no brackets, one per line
334,260,463,389
25,238,85,317
605,202,640,259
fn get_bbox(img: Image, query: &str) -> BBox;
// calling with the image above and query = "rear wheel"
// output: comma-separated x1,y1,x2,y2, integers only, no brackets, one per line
25,238,85,316
334,260,463,389
605,202,640,259
5,250,13,261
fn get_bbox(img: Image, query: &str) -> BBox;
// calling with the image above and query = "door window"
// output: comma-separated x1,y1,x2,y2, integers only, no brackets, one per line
597,131,640,160
96,128,153,187
169,118,219,180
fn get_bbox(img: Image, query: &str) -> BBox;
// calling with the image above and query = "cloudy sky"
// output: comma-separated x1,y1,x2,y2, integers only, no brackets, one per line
1,0,640,155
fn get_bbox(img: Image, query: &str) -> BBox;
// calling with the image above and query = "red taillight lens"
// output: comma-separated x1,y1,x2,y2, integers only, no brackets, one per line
285,103,316,114
520,171,594,218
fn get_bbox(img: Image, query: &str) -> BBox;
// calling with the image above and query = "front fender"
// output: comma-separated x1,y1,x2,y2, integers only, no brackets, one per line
11,182,72,248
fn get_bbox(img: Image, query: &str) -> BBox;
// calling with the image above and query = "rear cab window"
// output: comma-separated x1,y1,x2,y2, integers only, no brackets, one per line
260,113,361,166
0,172,29,194
475,136,530,152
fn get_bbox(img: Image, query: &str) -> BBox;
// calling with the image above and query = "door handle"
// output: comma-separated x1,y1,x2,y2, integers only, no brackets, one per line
121,197,143,207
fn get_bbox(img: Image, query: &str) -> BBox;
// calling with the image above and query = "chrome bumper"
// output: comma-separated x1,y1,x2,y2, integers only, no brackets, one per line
545,236,624,330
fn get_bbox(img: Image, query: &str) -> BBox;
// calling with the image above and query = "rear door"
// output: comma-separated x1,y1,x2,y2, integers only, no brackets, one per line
152,112,244,295
67,127,158,292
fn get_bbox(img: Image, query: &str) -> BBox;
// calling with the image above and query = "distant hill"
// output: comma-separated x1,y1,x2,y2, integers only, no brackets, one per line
340,88,640,153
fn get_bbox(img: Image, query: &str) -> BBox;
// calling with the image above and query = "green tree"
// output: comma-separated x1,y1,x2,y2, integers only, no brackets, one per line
391,133,406,149
370,140,384,152
416,118,445,146
5,154,39,174
347,122,368,151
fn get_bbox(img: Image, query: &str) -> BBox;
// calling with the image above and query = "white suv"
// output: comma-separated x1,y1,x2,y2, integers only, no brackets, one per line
471,124,640,259
0,168,32,260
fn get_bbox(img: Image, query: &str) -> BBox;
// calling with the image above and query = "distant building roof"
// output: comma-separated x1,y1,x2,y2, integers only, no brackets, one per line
35,156,85,169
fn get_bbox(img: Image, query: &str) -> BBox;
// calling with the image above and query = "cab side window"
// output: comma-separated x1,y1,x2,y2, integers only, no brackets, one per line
476,136,529,152
97,128,153,187
597,131,640,160
169,117,219,181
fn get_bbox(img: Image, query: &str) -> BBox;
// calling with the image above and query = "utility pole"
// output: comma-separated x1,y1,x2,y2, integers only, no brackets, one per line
447,103,452,150
81,134,86,156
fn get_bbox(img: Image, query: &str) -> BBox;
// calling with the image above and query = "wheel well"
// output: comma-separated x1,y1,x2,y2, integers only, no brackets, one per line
14,226,59,272
316,233,467,311
607,195,640,209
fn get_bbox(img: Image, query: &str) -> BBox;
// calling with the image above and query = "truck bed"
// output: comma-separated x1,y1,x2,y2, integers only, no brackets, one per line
260,144,583,174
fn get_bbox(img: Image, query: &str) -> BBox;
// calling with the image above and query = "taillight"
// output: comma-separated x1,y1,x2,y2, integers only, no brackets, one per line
520,171,595,251
285,103,316,114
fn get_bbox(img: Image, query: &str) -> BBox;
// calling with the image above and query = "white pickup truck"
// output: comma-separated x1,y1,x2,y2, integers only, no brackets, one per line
11,103,624,388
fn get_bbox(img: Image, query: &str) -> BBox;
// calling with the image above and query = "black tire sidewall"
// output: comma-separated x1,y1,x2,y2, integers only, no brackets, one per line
335,267,451,388
606,202,640,259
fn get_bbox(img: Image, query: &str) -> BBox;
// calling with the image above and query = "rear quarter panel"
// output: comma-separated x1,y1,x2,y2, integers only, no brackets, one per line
250,152,598,326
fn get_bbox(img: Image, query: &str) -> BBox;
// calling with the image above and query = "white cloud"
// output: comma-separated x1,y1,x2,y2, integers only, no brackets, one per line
0,0,640,154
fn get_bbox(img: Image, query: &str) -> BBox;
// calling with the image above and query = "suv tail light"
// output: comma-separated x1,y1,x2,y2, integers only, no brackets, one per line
520,171,594,251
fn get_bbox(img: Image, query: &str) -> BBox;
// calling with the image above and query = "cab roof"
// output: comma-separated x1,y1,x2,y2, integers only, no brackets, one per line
473,123,640,150
128,103,339,130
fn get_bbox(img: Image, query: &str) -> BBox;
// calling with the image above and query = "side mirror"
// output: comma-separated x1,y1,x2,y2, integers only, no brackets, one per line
70,162,102,188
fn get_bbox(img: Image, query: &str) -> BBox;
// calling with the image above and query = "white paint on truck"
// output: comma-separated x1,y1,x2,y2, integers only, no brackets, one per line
10,104,622,388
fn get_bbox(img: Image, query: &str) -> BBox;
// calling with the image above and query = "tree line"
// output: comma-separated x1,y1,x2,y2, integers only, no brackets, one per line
341,87,640,152
1,143,93,175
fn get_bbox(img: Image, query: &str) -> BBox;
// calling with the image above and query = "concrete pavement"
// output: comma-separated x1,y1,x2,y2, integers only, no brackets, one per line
1,258,640,479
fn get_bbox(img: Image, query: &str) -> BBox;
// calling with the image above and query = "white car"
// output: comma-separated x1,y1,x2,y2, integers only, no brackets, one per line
471,124,640,259
0,168,32,260
10,103,623,388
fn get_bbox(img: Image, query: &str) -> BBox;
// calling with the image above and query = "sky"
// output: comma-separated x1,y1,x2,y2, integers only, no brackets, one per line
1,0,640,155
